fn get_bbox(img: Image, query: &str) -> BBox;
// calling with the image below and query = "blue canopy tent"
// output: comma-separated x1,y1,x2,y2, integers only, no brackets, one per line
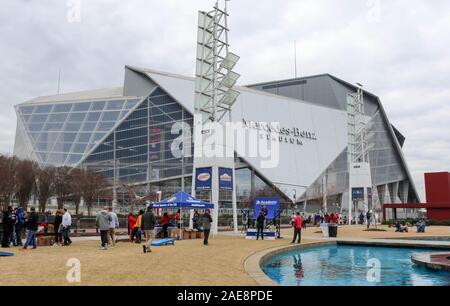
152,191,214,240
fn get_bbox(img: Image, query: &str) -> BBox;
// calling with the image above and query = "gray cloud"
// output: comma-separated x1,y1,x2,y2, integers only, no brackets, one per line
1,0,449,200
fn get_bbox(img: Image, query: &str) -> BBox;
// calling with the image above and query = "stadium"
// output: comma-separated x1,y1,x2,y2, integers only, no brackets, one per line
13,65,420,216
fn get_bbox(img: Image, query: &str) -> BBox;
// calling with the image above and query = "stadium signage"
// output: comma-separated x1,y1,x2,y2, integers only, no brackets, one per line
242,119,317,146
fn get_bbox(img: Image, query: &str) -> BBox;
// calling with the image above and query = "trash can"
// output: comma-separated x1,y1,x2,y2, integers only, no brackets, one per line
328,224,338,238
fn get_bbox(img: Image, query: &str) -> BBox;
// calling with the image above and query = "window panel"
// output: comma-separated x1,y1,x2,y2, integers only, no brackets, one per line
97,122,115,132
48,113,69,122
72,143,88,154
106,100,124,110
34,105,53,114
91,101,106,111
57,133,77,143
73,102,92,112
68,112,87,122
76,133,92,143
86,112,102,122
20,106,35,114
64,122,82,132
101,111,120,122
30,114,48,123
66,154,83,165
53,104,73,113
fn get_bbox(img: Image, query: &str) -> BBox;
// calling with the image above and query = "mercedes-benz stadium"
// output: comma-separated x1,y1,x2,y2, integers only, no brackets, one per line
13,66,420,216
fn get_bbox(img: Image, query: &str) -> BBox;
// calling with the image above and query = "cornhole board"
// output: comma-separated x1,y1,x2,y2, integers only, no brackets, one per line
0,252,14,257
246,229,277,240
151,238,175,247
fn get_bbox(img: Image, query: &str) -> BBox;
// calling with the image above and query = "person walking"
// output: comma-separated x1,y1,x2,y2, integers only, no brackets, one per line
15,207,26,246
96,207,112,250
200,209,213,245
53,209,63,246
256,212,265,241
61,208,72,246
128,213,136,242
20,207,39,250
1,206,13,248
193,210,200,230
161,212,171,239
132,210,144,243
108,207,119,246
366,210,372,229
291,212,303,244
142,205,156,254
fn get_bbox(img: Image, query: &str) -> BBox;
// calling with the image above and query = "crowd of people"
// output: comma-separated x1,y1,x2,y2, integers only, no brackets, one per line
125,207,213,252
0,206,73,250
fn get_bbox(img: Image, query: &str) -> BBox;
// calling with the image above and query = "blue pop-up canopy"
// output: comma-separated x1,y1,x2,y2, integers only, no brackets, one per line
152,191,214,210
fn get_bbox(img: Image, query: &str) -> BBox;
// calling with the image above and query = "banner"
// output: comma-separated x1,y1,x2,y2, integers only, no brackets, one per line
352,188,365,201
219,167,233,191
195,167,212,191
253,197,280,220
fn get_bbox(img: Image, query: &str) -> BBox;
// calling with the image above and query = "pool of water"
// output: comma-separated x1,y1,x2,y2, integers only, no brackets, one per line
262,244,450,286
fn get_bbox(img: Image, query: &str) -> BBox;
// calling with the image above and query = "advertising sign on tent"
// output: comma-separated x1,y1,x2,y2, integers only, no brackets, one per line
253,197,280,220
219,167,233,191
195,167,212,191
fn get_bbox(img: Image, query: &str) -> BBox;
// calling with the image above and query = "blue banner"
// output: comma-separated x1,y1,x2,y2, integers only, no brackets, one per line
253,197,280,220
219,167,233,191
352,188,365,201
195,167,212,191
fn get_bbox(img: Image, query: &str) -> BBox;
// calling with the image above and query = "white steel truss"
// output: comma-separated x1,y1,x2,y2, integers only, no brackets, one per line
195,0,240,124
347,86,369,164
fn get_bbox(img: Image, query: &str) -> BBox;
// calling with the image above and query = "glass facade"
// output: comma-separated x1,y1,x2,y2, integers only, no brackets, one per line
17,98,140,167
300,110,418,210
81,87,193,187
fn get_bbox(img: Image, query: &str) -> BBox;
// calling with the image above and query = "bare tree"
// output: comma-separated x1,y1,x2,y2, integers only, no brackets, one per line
78,171,109,217
0,155,18,211
70,168,84,217
35,166,56,213
53,166,73,209
15,159,37,209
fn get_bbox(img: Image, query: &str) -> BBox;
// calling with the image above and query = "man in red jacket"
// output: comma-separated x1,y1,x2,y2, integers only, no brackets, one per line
292,212,303,244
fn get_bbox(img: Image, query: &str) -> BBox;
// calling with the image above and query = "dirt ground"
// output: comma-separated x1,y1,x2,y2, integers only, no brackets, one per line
1,225,449,286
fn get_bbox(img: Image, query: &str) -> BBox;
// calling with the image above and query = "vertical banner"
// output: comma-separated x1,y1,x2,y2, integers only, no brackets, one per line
195,167,212,191
352,188,365,201
253,197,280,220
219,167,233,191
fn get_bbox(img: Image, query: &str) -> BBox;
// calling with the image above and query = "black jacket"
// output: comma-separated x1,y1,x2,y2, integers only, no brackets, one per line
257,215,265,228
2,211,13,232
54,215,63,229
26,212,39,231
141,211,157,230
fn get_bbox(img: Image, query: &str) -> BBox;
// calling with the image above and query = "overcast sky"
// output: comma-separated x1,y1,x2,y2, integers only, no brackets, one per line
1,0,449,200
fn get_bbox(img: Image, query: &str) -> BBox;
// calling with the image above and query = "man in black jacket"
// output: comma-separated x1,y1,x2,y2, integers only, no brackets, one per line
142,205,157,253
1,207,13,248
256,212,266,241
20,207,39,250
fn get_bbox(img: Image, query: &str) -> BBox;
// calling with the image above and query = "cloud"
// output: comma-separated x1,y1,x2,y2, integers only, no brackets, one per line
1,0,449,199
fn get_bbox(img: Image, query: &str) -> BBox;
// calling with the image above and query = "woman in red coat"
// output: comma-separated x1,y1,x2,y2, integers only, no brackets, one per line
128,213,137,242
161,212,171,238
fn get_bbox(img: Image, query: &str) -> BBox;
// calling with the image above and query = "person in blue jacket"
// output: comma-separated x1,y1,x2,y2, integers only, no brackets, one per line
14,207,26,246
